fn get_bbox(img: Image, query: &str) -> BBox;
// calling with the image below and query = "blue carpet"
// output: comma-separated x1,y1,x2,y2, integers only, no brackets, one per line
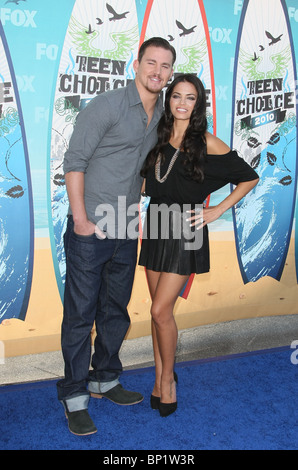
0,346,297,451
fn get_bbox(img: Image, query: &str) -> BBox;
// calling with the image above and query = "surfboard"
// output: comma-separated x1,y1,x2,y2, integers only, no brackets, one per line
0,21,34,322
139,0,216,298
296,196,298,282
48,0,140,300
231,0,297,284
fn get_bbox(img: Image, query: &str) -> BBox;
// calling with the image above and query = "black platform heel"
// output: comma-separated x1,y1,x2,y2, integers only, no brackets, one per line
159,401,177,417
158,372,178,417
150,372,178,410
150,395,160,410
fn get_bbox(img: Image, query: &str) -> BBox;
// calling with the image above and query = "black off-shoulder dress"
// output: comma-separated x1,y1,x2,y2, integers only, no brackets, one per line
138,143,258,275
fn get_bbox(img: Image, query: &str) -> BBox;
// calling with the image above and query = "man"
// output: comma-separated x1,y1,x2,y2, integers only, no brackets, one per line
56,37,176,436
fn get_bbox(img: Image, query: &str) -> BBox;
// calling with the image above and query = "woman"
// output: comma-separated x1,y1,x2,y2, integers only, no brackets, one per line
139,74,259,417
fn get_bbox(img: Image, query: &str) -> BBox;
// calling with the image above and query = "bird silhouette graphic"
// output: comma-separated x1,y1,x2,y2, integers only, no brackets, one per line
265,31,283,45
96,18,103,25
85,24,95,35
106,3,129,21
252,52,259,62
5,0,26,4
176,20,197,37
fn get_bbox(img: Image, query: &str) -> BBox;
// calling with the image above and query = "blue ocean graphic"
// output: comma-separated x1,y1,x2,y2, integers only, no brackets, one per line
234,126,296,282
0,114,31,320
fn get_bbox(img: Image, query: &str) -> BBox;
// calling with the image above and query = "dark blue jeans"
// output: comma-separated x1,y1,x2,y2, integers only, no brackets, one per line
56,216,137,410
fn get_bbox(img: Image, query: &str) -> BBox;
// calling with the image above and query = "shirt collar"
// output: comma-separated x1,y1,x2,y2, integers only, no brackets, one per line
128,80,142,106
128,80,163,113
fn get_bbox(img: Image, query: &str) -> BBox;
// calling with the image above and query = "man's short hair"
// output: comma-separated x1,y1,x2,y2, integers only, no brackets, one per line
138,37,176,66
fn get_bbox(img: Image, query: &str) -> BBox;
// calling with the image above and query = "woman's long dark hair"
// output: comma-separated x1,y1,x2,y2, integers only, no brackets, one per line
141,74,208,182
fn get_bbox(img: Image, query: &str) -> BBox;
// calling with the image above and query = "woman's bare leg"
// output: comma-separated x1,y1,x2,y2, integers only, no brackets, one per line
146,270,162,398
146,270,189,403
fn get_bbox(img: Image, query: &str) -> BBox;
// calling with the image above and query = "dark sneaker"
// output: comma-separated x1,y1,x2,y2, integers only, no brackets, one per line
65,409,97,436
91,384,143,405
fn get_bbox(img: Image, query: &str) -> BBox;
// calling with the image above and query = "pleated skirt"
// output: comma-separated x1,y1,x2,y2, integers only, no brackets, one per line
138,203,210,276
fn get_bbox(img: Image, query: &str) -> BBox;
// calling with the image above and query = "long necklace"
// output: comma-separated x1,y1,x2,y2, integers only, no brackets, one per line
155,147,180,183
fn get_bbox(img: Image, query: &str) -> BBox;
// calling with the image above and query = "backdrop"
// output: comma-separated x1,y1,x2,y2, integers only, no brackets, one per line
0,0,298,357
